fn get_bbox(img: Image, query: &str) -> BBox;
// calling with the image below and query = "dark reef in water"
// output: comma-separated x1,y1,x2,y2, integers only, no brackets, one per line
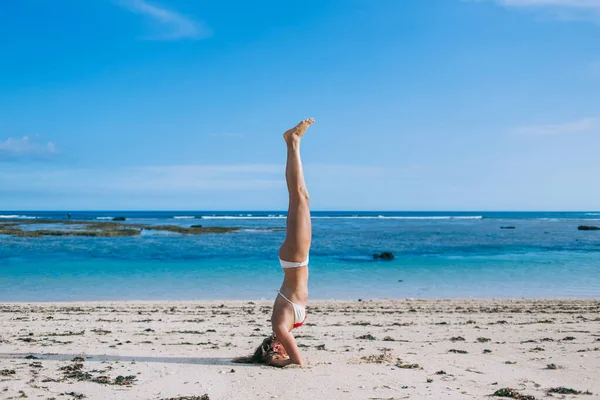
373,252,395,260
578,225,600,231
0,219,241,237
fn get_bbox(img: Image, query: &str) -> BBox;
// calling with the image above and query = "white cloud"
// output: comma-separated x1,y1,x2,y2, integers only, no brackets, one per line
498,0,600,7
511,117,599,136
123,164,282,190
0,162,432,210
3,160,599,210
117,0,210,40
0,163,418,195
305,163,425,180
0,136,58,159
0,164,281,194
209,133,246,138
478,0,600,22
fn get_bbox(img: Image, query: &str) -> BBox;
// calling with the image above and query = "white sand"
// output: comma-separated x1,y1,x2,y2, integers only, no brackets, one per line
1,299,599,400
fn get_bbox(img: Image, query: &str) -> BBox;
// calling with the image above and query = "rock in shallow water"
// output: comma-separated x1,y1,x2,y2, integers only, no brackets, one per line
578,225,600,231
373,252,394,260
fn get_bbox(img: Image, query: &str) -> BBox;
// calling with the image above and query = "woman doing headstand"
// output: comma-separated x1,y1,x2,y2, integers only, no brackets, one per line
234,118,315,367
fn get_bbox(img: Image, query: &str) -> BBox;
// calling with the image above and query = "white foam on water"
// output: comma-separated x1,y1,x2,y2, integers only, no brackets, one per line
312,216,484,220
173,216,196,219
201,215,484,220
201,216,286,220
536,218,596,221
0,215,37,219
95,217,114,220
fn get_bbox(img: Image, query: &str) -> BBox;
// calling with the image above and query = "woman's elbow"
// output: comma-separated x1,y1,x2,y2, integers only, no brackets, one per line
290,355,304,366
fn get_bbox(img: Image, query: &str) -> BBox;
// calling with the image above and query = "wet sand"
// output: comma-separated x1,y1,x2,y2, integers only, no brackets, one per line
1,299,599,399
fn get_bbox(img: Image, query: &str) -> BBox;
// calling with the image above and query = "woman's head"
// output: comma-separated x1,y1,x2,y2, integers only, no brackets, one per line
233,334,288,365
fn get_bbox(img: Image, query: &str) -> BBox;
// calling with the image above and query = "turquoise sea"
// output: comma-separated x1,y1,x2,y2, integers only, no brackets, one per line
1,211,599,301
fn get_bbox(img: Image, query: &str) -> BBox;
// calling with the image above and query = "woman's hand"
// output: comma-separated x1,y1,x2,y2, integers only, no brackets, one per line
269,358,294,368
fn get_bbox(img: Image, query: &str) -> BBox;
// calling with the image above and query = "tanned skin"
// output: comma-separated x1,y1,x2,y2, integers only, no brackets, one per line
269,118,315,367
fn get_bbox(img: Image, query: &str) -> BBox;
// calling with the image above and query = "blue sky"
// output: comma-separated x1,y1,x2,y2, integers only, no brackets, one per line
1,0,599,211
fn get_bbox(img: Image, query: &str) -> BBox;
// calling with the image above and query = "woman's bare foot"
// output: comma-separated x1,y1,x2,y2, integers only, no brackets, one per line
283,118,315,144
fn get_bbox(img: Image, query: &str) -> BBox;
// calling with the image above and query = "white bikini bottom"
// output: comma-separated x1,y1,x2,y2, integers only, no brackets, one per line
277,291,307,328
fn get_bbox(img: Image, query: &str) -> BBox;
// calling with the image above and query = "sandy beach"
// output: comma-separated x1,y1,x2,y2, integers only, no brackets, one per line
0,299,599,400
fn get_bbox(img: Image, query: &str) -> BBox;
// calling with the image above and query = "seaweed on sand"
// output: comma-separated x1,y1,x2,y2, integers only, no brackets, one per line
60,363,93,380
356,334,376,340
112,375,137,386
395,360,421,369
360,351,396,364
547,387,593,395
492,388,536,400
45,331,85,337
59,360,137,386
0,369,16,376
63,392,86,399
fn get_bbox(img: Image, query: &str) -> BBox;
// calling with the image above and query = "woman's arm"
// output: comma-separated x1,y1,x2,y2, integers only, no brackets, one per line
272,325,304,366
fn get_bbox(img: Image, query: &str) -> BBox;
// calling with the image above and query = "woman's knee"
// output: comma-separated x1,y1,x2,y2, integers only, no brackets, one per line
290,186,310,203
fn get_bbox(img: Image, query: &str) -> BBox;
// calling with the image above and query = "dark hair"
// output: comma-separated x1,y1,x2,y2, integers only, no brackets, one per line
232,334,276,364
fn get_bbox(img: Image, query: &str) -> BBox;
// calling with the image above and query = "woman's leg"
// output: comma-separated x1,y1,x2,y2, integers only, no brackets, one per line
278,118,314,262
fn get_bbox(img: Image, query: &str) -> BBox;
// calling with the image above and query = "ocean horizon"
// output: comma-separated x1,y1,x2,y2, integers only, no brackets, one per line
1,210,599,302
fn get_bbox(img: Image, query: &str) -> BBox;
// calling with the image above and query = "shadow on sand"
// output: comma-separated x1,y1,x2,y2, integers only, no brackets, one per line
0,352,237,366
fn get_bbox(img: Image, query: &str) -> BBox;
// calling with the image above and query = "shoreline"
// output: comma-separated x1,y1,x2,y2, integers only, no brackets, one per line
1,299,599,399
1,296,599,305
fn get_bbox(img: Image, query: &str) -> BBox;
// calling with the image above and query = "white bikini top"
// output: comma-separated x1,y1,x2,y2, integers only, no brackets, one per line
279,256,309,269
